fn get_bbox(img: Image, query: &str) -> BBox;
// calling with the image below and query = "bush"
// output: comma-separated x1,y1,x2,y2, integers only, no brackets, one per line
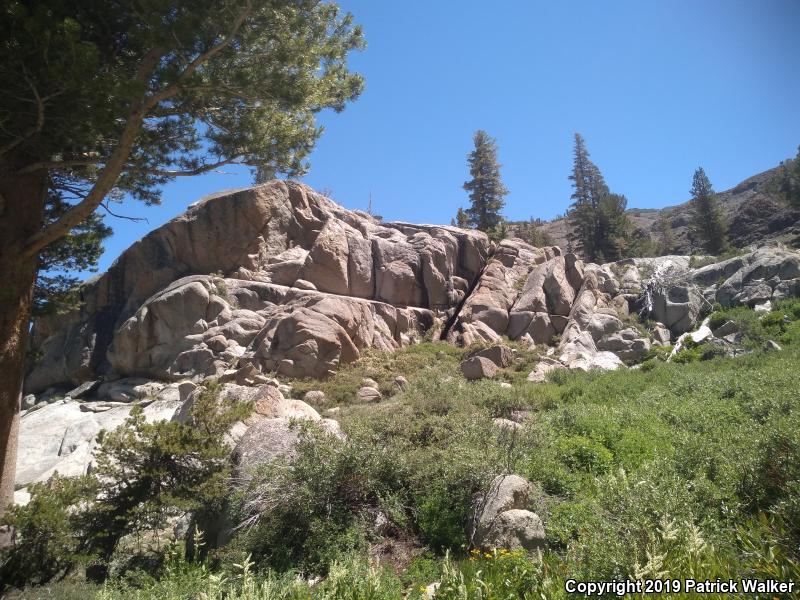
0,476,96,589
1,381,251,588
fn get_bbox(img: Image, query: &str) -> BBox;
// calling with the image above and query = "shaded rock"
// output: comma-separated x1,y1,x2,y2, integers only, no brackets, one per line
711,320,739,338
66,380,100,399
460,356,498,380
233,418,300,477
651,283,704,335
22,394,36,411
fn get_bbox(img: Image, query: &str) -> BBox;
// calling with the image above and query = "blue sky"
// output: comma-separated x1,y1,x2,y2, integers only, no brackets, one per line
93,0,800,273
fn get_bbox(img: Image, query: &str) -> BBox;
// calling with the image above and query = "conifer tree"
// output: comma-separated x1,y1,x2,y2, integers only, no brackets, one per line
688,167,728,254
525,217,555,248
452,207,469,228
463,130,508,232
566,134,630,262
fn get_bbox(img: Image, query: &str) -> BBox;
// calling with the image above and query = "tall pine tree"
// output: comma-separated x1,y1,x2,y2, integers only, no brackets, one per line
463,130,508,233
566,134,630,262
688,167,728,254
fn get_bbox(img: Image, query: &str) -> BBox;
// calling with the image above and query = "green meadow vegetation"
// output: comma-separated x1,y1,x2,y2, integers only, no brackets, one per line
3,300,800,598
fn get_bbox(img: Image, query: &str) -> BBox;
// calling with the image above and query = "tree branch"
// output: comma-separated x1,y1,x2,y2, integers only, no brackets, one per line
18,158,103,174
129,158,242,177
0,76,55,157
100,201,149,223
145,0,253,109
21,48,164,258
20,1,253,258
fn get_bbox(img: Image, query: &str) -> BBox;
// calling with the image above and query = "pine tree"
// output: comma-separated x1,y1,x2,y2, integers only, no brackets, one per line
655,213,676,255
463,130,508,232
566,134,630,261
597,193,631,261
452,207,469,228
525,217,555,248
688,167,728,254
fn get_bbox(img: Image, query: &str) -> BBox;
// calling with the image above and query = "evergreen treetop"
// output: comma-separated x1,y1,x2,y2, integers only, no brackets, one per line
566,133,630,262
688,167,729,254
463,130,508,232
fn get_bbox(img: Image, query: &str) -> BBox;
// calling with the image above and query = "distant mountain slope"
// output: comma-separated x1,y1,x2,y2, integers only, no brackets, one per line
511,164,800,254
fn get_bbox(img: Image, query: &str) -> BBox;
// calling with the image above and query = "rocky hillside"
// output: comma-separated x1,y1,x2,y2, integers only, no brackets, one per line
515,164,800,252
18,180,800,492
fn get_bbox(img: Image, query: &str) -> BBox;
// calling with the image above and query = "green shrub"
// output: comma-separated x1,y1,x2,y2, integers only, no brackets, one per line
2,382,251,588
0,476,96,589
556,435,613,474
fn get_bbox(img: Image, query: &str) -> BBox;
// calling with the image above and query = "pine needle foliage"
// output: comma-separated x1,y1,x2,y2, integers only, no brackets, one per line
688,167,729,254
566,134,630,262
463,130,508,233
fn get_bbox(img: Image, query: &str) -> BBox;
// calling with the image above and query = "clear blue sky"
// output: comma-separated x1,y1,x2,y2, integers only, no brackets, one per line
94,0,800,273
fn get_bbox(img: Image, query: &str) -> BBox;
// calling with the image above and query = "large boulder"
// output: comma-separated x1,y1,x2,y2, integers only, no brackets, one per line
232,418,301,477
468,474,545,551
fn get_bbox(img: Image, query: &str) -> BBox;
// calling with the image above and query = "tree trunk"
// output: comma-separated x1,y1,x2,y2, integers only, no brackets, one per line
0,166,48,516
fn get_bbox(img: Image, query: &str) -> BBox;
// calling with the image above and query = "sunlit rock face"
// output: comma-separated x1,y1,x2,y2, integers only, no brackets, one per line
26,181,492,391
26,180,800,394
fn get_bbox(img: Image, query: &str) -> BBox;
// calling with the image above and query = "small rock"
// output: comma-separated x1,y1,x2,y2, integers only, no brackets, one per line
764,340,782,352
361,377,379,389
22,394,36,410
485,509,546,551
460,356,498,380
373,511,392,536
324,407,341,416
650,323,671,346
178,381,198,403
356,386,382,403
712,320,739,338
172,512,193,540
526,357,565,383
393,375,409,392
498,382,512,389
492,417,522,432
277,383,292,397
754,300,772,313
509,410,532,423
294,279,317,291
13,488,31,506
303,390,326,405
474,344,514,368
